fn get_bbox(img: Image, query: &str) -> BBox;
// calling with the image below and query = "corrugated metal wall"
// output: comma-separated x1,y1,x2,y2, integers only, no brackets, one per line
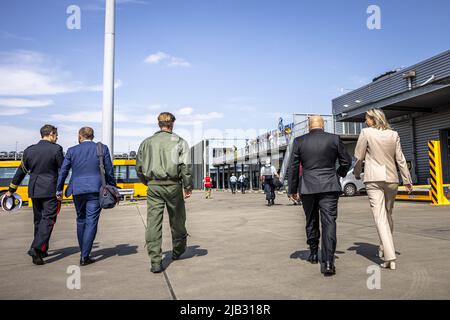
392,108,450,184
414,108,450,184
392,120,414,162
190,140,208,189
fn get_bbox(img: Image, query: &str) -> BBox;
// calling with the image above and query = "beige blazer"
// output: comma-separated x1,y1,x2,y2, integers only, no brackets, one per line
354,127,412,184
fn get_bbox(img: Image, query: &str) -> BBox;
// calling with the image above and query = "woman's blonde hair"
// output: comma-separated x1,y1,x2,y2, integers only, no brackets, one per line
365,108,392,130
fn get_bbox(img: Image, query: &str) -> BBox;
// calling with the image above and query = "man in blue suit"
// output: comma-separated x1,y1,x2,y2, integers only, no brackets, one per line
56,127,116,266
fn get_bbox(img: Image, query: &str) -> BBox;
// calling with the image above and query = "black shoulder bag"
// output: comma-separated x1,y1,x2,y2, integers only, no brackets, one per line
96,142,120,209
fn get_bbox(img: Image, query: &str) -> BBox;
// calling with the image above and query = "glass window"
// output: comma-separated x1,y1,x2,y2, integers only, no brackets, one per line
0,167,29,187
114,166,127,182
128,166,138,180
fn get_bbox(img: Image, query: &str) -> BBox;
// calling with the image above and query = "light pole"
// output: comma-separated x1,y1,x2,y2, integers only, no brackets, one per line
203,139,207,190
102,0,116,157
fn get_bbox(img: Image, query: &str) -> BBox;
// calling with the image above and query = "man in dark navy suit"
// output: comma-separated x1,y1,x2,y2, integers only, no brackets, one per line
56,127,116,266
7,124,64,265
288,116,352,277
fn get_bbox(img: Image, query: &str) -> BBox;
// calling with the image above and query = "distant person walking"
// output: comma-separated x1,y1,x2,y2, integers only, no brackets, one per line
260,159,279,206
229,173,237,194
57,127,116,266
136,112,193,273
238,173,246,194
203,175,213,199
6,124,63,265
354,108,413,270
288,115,352,276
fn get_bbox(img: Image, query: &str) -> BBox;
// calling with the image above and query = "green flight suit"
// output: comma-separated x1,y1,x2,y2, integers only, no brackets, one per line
136,130,193,267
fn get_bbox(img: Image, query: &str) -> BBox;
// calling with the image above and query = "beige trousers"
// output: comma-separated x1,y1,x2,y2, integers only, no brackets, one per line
365,182,398,261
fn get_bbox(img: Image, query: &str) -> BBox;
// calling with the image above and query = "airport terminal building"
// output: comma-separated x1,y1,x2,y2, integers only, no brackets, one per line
208,114,361,190
333,50,450,185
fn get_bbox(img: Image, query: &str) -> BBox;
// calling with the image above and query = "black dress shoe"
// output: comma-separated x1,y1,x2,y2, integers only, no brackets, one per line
80,257,96,266
28,249,45,265
307,253,319,264
323,262,336,276
150,263,163,273
32,254,45,265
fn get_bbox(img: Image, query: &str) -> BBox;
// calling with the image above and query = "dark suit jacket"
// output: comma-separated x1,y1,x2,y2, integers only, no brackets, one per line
288,129,352,195
9,140,64,198
56,141,116,197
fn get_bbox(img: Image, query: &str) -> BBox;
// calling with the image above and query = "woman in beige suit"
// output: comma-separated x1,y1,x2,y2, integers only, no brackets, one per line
354,109,413,270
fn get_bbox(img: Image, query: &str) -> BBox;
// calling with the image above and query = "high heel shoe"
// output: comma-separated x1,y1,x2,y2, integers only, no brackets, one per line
377,248,384,258
380,261,396,270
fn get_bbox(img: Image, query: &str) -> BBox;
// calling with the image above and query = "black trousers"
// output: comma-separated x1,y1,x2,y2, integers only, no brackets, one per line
263,177,275,201
301,192,339,264
31,197,59,253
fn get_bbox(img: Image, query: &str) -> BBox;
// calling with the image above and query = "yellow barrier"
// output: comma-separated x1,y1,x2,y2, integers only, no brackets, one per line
428,140,450,206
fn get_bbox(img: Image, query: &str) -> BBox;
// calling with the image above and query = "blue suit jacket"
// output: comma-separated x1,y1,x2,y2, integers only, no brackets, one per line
57,141,116,197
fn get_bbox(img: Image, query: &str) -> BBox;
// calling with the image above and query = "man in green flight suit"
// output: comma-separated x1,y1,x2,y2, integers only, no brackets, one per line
136,112,193,273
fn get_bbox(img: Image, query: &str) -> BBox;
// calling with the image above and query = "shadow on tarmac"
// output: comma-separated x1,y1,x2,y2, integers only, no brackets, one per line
347,242,401,264
290,249,346,262
161,245,208,269
44,243,138,263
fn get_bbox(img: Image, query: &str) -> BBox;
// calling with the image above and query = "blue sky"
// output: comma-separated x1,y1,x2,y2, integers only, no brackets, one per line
0,0,449,152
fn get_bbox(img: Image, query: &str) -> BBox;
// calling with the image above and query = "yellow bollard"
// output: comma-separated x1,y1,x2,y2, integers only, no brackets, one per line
428,140,450,206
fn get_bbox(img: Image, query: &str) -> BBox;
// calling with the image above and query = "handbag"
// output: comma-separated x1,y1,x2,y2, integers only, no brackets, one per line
96,142,120,209
274,176,283,189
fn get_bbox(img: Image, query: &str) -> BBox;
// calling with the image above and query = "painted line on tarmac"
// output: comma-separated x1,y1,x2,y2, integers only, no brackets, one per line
135,205,178,300
163,270,178,300
135,205,147,229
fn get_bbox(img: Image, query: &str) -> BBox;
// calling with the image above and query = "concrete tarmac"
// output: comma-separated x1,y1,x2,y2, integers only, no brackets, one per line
0,191,449,299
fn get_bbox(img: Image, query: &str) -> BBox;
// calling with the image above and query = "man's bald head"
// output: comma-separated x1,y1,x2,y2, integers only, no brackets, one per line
308,115,325,130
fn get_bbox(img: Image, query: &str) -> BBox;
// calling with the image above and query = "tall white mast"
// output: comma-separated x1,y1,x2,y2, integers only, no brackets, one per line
102,0,116,156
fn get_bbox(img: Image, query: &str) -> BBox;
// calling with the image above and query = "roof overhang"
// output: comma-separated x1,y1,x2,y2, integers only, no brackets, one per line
336,82,450,122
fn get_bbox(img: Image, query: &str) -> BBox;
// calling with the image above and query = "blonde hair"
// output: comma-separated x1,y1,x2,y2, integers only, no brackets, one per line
365,108,392,130
158,112,176,129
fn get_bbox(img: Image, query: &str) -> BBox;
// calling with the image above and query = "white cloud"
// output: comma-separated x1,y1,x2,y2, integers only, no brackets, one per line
176,111,224,125
0,30,33,41
0,50,114,96
0,66,79,96
168,57,191,68
0,108,28,116
84,0,147,11
51,111,102,123
115,127,155,137
0,98,53,108
178,107,193,115
144,52,169,64
148,104,161,111
86,79,123,92
0,125,39,150
50,110,138,124
144,52,191,68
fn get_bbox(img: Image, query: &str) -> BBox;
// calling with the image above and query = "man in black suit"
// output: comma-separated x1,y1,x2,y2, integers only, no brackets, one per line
288,116,351,276
6,124,64,265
